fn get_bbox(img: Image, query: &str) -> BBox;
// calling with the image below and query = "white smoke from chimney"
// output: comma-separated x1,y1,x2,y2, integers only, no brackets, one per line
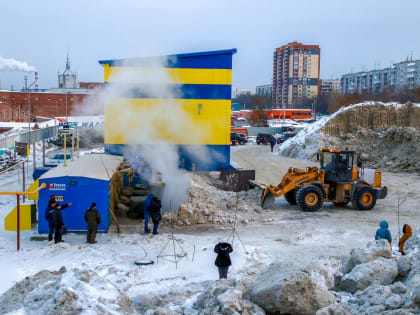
0,56,36,72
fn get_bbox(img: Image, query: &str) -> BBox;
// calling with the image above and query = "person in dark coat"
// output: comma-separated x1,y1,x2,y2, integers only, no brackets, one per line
270,137,276,152
149,197,162,235
51,201,72,244
214,242,233,279
143,194,154,234
375,220,392,244
46,198,71,243
85,203,101,244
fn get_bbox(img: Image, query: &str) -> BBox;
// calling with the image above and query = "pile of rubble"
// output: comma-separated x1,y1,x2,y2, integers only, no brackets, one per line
143,229,420,314
249,230,420,314
162,174,266,226
279,102,420,172
0,267,133,314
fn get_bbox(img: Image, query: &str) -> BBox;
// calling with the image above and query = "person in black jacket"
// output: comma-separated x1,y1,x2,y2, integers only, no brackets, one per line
45,198,72,243
214,242,233,279
149,197,162,235
85,203,101,244
51,201,72,244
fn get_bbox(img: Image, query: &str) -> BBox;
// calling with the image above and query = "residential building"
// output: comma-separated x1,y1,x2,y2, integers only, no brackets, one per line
272,42,320,108
341,59,420,95
232,88,252,99
256,84,272,96
320,79,341,95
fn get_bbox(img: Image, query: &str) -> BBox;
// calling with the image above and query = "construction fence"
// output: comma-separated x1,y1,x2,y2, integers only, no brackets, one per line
0,126,58,149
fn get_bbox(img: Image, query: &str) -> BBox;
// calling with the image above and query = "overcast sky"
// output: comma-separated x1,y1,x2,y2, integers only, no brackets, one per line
0,0,419,91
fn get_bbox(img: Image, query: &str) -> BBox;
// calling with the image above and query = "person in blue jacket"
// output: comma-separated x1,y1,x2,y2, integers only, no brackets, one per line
143,194,154,234
269,137,276,152
375,220,392,244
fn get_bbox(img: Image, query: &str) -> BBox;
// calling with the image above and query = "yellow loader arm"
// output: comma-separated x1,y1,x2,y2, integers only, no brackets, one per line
260,170,319,208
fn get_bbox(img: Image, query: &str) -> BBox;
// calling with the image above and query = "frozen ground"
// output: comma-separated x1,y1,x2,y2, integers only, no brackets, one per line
1,145,419,313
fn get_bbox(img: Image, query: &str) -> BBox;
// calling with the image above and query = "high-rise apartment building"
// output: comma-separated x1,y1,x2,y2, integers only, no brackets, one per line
341,59,420,95
272,42,320,108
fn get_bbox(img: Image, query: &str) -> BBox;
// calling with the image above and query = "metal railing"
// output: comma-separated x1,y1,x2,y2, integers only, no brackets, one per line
0,126,58,149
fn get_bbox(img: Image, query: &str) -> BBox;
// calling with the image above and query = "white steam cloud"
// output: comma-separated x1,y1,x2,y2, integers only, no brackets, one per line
78,56,216,211
0,56,36,72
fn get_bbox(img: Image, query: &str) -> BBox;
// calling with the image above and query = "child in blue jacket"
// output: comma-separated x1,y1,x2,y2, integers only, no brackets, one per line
375,220,392,244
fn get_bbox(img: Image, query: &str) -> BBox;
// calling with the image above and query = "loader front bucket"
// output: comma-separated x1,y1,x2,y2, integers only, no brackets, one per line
261,188,275,209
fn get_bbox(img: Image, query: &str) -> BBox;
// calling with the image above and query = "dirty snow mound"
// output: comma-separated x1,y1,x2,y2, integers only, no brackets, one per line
0,266,133,314
279,102,420,172
163,173,266,226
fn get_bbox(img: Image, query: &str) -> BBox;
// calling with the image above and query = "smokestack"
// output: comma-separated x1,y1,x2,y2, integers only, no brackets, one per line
35,72,38,89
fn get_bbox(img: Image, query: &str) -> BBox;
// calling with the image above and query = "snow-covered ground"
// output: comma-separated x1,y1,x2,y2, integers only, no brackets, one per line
1,144,420,313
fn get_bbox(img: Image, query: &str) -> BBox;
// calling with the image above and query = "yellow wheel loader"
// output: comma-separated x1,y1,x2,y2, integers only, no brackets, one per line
257,148,387,211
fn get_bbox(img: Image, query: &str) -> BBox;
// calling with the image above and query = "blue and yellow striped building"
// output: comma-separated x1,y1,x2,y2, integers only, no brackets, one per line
99,49,236,171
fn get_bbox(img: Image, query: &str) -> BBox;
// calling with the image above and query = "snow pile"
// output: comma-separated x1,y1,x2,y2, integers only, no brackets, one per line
0,266,133,314
277,115,330,161
333,235,420,314
0,229,270,313
278,102,420,172
162,174,267,226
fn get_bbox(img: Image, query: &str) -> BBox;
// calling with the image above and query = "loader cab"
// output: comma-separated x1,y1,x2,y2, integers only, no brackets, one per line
319,149,355,182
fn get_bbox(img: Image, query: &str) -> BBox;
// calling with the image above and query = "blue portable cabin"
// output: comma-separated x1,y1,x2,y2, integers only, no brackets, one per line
38,154,123,234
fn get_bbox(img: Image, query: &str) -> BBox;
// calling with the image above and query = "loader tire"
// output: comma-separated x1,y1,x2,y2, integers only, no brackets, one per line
284,189,297,205
352,186,377,210
296,185,324,212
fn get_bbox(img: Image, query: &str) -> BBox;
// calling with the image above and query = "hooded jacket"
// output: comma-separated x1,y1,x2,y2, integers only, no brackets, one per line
144,194,154,215
399,224,413,252
375,220,392,244
214,242,233,267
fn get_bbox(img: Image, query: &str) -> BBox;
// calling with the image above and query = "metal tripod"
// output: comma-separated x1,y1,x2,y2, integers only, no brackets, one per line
156,208,188,269
226,193,248,254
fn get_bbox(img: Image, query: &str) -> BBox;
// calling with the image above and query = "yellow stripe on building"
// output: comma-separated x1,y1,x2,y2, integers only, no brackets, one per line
104,66,232,85
104,98,231,145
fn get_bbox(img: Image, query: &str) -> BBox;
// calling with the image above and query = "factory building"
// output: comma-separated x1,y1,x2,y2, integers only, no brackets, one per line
99,49,236,171
0,56,104,122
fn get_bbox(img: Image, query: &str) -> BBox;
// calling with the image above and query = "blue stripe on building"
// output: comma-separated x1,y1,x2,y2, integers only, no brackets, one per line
288,78,318,85
99,49,237,69
104,83,232,100
308,49,319,55
105,144,232,171
307,78,318,85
